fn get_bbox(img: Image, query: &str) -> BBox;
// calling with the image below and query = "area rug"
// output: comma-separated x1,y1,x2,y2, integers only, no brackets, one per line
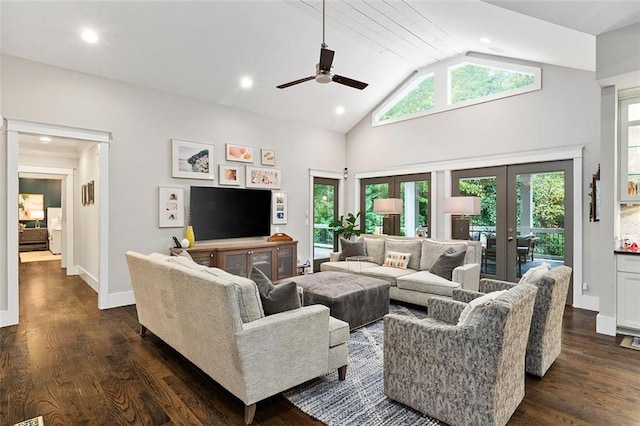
620,336,640,351
19,251,61,263
14,416,44,426
283,304,445,426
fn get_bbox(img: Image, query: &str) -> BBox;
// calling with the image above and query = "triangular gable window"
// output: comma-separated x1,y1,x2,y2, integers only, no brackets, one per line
449,63,536,105
377,74,434,122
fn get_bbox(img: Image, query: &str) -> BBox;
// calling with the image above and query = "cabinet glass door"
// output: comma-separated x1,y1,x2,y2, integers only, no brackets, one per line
225,252,249,277
277,245,294,278
621,96,640,201
251,250,273,279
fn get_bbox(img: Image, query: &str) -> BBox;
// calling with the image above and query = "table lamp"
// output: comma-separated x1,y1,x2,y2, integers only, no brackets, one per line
31,210,45,228
444,196,481,240
373,198,403,235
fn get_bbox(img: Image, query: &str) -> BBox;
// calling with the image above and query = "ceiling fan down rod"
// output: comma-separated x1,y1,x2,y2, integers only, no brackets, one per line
322,0,327,48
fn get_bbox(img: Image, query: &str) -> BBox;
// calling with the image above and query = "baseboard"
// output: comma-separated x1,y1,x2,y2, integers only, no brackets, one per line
574,294,599,311
596,314,617,336
77,265,99,293
0,309,18,328
105,290,135,309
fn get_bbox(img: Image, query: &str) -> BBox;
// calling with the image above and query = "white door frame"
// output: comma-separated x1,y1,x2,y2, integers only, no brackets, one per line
4,119,111,327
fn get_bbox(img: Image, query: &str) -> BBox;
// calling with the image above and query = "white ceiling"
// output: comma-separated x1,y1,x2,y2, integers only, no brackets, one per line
2,1,639,136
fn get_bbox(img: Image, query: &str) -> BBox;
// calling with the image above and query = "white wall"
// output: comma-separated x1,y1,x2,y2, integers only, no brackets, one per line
596,23,640,86
77,143,100,289
1,55,345,307
346,62,601,306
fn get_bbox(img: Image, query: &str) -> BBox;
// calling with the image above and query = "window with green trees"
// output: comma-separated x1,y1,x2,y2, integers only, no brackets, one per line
379,75,434,122
449,63,535,105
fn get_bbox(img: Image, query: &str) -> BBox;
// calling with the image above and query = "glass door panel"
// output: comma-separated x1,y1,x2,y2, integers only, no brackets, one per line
399,177,430,237
313,178,338,272
363,181,389,235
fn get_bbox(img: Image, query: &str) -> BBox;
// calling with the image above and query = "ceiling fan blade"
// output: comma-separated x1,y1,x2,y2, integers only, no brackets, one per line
276,76,315,89
319,48,334,72
332,74,368,90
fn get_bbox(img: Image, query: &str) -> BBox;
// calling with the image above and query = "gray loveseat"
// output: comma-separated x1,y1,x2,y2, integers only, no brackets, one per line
321,235,482,306
126,251,349,424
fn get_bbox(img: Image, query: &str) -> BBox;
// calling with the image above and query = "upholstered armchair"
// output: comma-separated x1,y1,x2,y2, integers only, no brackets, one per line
384,284,538,426
454,265,572,377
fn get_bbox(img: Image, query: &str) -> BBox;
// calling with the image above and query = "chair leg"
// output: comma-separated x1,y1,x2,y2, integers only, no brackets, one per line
140,325,147,337
338,365,347,381
244,403,256,424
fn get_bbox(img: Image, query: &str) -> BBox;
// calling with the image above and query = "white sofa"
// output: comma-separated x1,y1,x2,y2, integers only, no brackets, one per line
320,235,481,307
126,251,349,424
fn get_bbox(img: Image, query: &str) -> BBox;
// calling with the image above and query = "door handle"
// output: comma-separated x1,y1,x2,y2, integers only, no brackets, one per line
508,236,514,241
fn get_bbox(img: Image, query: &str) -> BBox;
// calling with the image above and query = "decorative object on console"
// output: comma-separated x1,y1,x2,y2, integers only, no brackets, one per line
444,196,481,240
261,149,276,166
246,166,281,189
31,210,45,228
172,139,215,180
267,232,293,242
272,191,287,224
219,164,241,185
158,187,185,228
373,198,403,235
18,193,44,221
185,225,195,248
226,143,254,163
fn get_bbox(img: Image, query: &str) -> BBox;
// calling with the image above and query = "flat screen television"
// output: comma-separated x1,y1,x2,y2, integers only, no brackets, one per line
190,186,271,240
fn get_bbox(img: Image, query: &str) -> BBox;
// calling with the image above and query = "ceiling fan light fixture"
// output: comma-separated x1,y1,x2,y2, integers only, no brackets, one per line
316,73,332,84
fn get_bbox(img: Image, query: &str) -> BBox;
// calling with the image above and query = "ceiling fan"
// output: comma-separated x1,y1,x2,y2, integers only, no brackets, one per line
277,0,368,90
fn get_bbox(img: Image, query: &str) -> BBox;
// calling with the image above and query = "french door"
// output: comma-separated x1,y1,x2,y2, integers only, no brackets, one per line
313,177,339,272
453,161,573,294
360,173,431,237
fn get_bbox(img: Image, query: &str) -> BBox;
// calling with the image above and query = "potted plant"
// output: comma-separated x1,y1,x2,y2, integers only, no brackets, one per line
329,212,363,241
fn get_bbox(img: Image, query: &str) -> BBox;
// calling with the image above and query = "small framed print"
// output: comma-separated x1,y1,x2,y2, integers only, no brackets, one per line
226,143,254,163
219,165,241,186
159,187,185,228
261,149,276,166
246,166,281,189
172,139,215,180
88,180,95,204
272,191,287,224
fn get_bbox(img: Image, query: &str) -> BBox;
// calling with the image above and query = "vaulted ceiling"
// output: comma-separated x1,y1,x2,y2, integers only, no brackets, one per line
2,1,639,134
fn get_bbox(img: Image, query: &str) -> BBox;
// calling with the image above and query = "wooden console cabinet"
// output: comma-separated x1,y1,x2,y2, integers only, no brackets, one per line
19,228,49,252
172,240,298,281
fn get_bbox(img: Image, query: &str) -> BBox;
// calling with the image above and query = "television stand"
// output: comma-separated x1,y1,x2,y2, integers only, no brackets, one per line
171,240,298,281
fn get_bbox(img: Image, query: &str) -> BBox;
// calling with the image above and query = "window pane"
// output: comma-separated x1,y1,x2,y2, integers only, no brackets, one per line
449,63,535,105
400,180,429,237
629,103,640,121
313,183,335,260
379,75,434,121
364,183,389,234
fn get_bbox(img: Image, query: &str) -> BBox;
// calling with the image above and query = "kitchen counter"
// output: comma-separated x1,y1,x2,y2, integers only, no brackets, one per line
614,249,640,255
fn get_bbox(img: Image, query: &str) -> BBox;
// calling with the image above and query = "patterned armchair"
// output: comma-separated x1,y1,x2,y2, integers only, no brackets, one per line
454,265,572,377
384,284,538,426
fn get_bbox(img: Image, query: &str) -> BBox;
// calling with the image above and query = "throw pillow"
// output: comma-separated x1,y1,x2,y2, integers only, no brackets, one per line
385,239,422,270
338,237,367,261
250,267,301,315
457,290,506,326
519,262,551,285
383,250,412,269
430,247,466,281
362,237,386,265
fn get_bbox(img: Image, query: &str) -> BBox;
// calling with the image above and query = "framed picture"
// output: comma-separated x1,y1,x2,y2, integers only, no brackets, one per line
272,191,287,224
226,143,254,163
88,180,95,205
219,164,241,185
172,139,215,180
18,193,44,220
261,149,276,166
246,166,281,189
159,187,185,228
81,185,86,206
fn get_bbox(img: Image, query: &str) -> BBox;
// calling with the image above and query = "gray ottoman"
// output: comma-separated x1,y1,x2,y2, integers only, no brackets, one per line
279,271,390,329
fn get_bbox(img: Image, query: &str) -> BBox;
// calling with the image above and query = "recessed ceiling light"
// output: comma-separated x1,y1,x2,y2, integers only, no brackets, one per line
480,37,492,44
336,106,345,115
81,29,99,43
39,136,52,143
240,77,253,88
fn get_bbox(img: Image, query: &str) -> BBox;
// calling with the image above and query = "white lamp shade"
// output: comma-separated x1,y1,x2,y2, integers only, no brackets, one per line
31,210,45,220
373,198,403,215
443,196,481,215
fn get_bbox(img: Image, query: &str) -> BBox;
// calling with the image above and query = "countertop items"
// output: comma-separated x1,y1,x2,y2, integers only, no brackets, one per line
615,249,640,255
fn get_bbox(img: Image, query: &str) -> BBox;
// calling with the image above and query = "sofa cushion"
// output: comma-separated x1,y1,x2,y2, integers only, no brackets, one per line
362,236,386,265
360,266,415,286
396,271,462,297
338,237,367,261
430,248,467,280
168,255,207,270
383,250,412,269
385,239,422,270
519,262,551,284
251,267,301,315
420,239,467,271
201,267,265,323
457,290,506,326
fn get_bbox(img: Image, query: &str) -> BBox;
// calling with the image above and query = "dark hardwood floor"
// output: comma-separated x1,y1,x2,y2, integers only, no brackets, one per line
1,261,639,425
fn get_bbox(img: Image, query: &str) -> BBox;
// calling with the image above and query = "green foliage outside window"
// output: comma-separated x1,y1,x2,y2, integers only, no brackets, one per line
449,63,534,104
313,184,335,246
380,75,434,121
